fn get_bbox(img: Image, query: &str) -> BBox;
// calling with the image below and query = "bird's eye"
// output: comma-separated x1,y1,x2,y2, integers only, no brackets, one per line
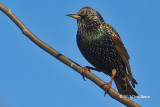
80,15,88,19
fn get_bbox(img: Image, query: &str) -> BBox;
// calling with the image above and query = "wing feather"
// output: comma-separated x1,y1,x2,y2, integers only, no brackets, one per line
105,24,136,87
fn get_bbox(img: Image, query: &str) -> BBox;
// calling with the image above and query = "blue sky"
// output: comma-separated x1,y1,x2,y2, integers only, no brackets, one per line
0,0,159,107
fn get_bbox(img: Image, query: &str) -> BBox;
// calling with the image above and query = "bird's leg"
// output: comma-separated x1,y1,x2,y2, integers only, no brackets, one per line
85,66,102,72
103,69,116,96
81,66,102,81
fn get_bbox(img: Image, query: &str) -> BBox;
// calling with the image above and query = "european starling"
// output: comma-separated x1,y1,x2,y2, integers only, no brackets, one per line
67,7,138,97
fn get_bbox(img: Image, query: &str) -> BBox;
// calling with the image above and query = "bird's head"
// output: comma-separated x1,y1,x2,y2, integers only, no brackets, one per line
67,7,105,30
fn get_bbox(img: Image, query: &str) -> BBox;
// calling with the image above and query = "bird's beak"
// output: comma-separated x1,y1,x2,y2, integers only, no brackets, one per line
67,14,80,19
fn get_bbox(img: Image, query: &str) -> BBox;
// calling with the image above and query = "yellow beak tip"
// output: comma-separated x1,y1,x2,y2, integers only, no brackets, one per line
67,14,80,19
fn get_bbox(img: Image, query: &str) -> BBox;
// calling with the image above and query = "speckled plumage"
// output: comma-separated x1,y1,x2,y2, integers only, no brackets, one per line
68,7,138,96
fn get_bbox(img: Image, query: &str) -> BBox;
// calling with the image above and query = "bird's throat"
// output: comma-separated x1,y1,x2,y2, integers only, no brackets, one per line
77,24,106,41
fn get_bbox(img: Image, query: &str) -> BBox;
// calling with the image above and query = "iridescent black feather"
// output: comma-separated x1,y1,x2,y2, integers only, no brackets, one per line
70,7,138,96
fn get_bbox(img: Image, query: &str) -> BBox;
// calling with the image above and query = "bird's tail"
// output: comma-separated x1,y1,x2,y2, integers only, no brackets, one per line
114,73,138,97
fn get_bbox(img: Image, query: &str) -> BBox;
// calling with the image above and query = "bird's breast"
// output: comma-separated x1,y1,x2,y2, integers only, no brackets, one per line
76,30,120,72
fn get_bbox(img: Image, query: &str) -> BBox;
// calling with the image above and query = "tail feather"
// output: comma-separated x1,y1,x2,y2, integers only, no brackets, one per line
114,74,138,97
127,73,138,88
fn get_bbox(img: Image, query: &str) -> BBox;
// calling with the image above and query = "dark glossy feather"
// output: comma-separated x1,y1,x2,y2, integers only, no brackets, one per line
68,7,138,96
104,24,137,87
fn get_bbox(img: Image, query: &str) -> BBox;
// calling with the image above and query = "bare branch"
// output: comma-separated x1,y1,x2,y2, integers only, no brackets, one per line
0,3,141,107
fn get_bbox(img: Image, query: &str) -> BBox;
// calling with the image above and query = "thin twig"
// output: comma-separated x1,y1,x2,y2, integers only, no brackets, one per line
0,3,141,107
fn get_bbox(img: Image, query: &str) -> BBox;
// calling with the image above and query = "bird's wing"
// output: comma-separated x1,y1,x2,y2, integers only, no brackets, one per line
105,24,136,87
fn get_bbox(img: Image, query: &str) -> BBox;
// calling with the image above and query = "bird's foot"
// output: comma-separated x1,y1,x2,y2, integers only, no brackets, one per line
81,66,101,81
103,69,116,96
103,81,113,97
85,66,102,72
81,66,89,81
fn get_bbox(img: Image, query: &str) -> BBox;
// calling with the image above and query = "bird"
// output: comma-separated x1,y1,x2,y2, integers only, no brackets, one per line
67,7,138,97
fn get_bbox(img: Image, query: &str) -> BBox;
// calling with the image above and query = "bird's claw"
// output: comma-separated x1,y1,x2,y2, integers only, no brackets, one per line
103,82,112,97
103,69,116,96
81,66,89,81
